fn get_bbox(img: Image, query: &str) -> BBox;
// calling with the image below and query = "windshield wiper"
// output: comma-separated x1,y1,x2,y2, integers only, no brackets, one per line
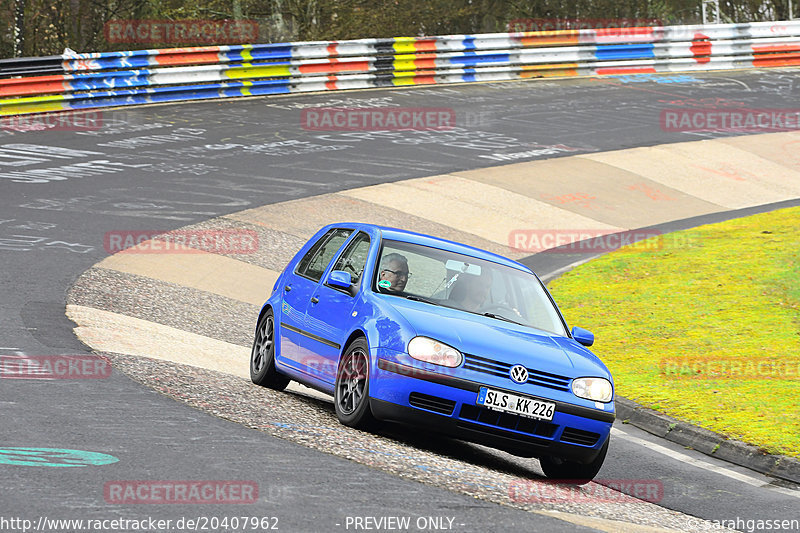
405,295,438,306
482,312,524,326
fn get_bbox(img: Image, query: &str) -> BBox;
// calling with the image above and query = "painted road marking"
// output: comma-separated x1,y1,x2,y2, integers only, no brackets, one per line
611,428,800,499
535,510,678,533
0,447,119,467
342,175,620,247
97,253,279,307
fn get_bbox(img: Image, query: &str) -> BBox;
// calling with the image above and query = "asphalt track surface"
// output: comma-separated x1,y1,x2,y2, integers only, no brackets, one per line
2,69,800,532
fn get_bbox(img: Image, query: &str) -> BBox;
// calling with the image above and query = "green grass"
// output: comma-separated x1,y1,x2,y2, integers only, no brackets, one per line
548,206,800,458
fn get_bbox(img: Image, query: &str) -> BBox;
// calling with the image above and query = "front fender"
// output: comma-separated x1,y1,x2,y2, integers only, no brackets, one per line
358,296,418,355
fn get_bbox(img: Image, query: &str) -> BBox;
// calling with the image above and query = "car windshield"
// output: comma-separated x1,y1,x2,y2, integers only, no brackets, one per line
373,239,569,336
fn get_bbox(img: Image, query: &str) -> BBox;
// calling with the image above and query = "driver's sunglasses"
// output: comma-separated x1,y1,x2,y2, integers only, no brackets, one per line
383,269,412,278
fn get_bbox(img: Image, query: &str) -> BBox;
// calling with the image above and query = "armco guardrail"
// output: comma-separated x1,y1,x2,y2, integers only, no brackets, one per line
2,21,800,116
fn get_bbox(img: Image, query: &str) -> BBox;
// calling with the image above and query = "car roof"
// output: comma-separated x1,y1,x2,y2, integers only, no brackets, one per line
332,222,532,273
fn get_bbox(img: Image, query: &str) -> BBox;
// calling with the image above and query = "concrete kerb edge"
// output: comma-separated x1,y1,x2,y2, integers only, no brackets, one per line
615,397,800,484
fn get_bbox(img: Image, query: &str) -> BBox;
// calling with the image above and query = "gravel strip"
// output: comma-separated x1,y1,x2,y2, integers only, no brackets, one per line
68,267,258,347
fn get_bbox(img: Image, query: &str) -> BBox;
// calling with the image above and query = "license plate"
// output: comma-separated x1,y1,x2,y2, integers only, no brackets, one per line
477,387,556,421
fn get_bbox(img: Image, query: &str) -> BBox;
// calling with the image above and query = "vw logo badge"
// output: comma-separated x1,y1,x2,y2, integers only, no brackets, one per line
509,365,529,384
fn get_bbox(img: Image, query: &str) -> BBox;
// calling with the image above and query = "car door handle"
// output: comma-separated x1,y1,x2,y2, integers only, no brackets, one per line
310,297,319,304
284,285,292,292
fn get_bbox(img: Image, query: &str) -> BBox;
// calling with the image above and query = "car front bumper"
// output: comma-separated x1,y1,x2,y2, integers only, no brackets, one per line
370,357,613,464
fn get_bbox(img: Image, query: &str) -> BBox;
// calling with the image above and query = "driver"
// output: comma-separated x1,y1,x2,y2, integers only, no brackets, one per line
378,253,410,292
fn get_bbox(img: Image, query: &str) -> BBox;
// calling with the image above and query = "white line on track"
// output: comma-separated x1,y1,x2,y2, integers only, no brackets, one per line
611,427,800,499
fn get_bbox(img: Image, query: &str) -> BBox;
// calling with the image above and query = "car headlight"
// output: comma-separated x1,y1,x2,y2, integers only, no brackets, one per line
572,377,613,403
407,336,463,368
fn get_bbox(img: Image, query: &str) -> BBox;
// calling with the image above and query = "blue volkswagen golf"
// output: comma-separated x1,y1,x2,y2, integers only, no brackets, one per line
250,223,615,482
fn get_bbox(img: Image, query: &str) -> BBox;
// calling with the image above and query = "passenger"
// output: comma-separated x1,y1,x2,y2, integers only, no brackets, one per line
449,270,492,312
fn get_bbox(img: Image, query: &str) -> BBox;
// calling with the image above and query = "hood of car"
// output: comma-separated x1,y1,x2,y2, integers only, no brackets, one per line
382,296,610,379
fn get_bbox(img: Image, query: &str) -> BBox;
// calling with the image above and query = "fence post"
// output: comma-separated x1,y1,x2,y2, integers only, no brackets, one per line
702,0,721,24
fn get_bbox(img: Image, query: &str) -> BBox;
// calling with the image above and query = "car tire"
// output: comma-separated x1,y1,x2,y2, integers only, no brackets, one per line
539,436,609,485
250,309,290,391
334,338,376,429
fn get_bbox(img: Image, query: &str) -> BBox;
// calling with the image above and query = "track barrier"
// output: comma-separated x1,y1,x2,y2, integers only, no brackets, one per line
2,21,799,116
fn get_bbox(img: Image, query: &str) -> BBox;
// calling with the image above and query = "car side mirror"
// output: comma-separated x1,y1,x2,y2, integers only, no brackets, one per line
571,326,594,347
327,270,353,290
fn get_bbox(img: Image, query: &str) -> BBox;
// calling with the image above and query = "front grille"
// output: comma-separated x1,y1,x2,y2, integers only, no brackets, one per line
462,353,571,391
560,427,600,446
459,404,557,439
408,392,456,415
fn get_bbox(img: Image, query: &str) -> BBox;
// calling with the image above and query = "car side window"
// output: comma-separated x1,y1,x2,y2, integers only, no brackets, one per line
296,228,353,282
331,232,371,289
